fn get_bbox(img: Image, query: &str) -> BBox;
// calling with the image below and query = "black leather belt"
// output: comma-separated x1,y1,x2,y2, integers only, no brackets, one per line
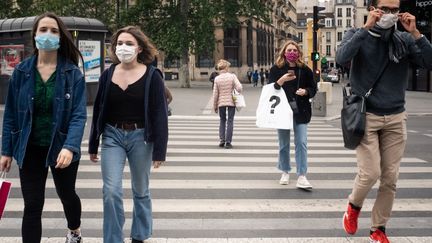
109,122,144,131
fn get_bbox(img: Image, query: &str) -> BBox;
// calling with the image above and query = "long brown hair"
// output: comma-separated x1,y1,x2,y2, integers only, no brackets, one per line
31,12,83,66
275,40,305,68
110,26,157,65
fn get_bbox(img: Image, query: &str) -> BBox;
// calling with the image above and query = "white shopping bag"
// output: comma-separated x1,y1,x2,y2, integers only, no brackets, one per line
232,89,246,111
256,84,293,130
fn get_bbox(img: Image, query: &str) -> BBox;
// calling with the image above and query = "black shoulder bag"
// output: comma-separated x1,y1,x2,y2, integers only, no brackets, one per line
341,62,389,150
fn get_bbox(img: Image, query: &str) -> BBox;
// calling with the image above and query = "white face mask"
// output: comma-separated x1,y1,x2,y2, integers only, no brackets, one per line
376,13,399,29
115,44,138,63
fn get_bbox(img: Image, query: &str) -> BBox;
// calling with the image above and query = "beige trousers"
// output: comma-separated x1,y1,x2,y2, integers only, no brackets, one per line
348,111,407,230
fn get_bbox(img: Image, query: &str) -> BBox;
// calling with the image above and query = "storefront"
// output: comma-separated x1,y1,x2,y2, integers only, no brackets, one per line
401,0,432,92
0,16,108,104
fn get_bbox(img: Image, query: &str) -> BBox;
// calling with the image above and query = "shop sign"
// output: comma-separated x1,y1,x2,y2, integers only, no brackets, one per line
416,0,432,8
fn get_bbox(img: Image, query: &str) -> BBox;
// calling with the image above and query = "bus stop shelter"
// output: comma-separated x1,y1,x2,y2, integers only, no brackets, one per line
0,16,109,104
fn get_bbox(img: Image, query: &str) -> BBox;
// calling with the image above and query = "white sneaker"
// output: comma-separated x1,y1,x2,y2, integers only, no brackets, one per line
296,175,312,189
65,230,82,243
279,172,290,185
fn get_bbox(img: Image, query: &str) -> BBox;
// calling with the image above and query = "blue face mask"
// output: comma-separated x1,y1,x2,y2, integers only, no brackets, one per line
35,33,60,51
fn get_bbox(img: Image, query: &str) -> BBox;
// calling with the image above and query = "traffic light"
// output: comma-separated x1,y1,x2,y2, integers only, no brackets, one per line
313,6,326,32
311,52,320,61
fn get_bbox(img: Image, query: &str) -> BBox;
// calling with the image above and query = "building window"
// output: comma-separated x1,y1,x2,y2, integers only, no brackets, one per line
364,15,368,24
326,19,332,27
247,21,253,67
337,32,343,41
326,45,331,56
337,8,342,17
346,19,351,27
346,8,351,17
326,32,331,42
298,32,303,42
164,56,180,68
337,0,342,3
195,51,214,68
363,0,368,6
338,19,342,27
224,27,240,67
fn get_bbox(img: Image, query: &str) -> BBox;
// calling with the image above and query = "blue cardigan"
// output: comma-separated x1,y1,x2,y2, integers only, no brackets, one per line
1,55,87,167
88,64,168,161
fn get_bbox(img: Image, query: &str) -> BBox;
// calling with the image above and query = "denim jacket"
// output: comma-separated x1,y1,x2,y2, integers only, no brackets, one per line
1,55,87,168
88,64,168,161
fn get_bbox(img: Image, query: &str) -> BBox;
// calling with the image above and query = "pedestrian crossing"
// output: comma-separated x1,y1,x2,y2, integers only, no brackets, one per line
1,116,432,242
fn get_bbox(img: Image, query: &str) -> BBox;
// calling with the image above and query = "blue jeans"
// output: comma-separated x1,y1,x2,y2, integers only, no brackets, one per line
277,121,308,175
218,106,236,143
101,124,153,243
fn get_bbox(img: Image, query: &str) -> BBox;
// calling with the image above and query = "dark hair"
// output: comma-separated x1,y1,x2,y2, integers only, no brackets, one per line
110,26,157,65
367,0,400,10
32,12,83,66
368,0,378,9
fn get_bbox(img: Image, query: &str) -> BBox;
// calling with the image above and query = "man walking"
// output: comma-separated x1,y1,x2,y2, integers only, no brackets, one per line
336,0,432,242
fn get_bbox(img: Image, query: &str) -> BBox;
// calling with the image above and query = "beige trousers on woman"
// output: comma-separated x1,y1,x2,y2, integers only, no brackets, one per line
348,111,407,231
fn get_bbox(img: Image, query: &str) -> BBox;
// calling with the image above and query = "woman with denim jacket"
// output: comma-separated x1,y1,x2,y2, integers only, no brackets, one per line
88,26,168,243
268,40,317,190
0,12,86,243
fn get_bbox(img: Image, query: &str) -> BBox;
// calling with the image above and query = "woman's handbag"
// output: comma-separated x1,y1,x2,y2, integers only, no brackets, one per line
231,75,246,111
232,89,246,111
0,171,12,219
288,68,301,115
341,85,366,149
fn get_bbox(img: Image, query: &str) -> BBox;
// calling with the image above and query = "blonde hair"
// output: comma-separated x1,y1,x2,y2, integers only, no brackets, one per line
216,59,231,71
275,40,305,68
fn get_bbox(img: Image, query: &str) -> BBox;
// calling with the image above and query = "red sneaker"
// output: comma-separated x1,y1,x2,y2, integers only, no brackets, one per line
369,229,390,243
343,203,361,235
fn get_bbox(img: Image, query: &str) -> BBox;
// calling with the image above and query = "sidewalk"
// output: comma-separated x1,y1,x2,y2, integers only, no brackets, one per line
164,78,432,120
1,79,431,119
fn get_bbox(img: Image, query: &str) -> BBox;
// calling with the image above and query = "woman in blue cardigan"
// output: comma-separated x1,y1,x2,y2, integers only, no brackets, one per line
0,12,86,243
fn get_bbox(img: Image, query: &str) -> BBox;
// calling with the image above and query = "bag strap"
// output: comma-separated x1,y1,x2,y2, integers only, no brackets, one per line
0,171,6,179
363,59,390,98
231,73,238,92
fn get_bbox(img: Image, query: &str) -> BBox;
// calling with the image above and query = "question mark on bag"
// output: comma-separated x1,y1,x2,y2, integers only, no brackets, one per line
269,96,280,114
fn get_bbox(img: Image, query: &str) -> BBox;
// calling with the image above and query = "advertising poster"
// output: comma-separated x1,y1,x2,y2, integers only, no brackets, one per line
79,40,101,82
0,45,24,76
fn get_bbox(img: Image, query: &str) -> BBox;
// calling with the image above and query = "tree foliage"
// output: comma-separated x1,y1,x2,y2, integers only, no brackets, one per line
121,0,268,87
0,0,268,87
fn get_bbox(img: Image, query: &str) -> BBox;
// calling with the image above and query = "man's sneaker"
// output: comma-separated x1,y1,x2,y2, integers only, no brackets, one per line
343,203,361,235
369,229,390,243
225,143,233,149
65,231,82,243
279,172,290,185
219,141,225,147
296,175,312,189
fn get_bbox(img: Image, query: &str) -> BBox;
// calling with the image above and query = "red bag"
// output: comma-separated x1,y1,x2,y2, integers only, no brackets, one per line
0,171,12,220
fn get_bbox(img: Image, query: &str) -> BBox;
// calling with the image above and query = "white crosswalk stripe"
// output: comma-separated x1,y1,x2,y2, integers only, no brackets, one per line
1,116,431,243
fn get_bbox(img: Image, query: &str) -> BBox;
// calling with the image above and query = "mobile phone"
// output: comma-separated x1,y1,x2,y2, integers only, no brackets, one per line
287,70,295,76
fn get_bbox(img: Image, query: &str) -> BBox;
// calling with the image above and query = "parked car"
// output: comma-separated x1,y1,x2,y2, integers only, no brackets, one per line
324,69,340,83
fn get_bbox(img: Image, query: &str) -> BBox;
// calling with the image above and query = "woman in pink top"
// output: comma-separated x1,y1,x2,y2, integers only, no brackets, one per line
212,59,243,149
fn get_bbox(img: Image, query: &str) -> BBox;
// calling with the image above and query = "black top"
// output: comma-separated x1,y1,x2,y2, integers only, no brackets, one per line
106,72,146,124
269,63,317,124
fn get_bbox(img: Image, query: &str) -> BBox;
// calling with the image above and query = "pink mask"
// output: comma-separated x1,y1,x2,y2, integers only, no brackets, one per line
284,52,299,62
